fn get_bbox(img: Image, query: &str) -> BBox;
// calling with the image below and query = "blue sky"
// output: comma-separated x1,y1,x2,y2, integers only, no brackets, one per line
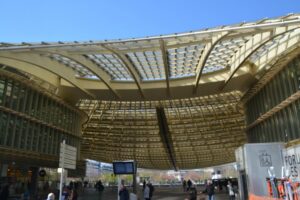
1,0,299,42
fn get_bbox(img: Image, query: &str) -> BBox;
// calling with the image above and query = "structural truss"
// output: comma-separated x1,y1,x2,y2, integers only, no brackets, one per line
78,91,245,169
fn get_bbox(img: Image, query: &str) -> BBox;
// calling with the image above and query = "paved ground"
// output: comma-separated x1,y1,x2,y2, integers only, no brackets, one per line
78,186,237,200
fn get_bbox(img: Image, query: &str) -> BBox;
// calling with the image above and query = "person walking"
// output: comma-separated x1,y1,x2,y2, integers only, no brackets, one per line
143,183,150,200
187,179,192,191
46,192,55,200
95,180,104,192
189,186,197,200
62,186,70,200
143,180,146,191
183,180,187,192
69,189,78,200
203,180,215,200
227,182,235,200
148,182,154,200
119,183,129,200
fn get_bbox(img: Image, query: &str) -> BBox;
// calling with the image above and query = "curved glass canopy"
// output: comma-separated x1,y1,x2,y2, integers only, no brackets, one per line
1,14,300,169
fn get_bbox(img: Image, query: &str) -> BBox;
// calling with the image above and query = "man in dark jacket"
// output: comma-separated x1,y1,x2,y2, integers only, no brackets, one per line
203,180,215,200
148,182,154,200
119,184,129,200
187,179,192,191
189,186,197,200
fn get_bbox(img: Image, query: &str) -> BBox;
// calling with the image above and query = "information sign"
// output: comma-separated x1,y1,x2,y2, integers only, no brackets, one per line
59,142,77,170
283,144,300,181
113,161,136,175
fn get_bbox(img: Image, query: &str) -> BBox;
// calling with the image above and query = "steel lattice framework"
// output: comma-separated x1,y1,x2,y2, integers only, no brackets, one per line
1,14,300,169
78,91,245,169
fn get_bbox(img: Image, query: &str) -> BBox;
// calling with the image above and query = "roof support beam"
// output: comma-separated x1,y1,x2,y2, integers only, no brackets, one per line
156,107,178,171
159,40,171,97
193,32,229,94
102,45,145,99
0,58,60,87
0,53,96,98
221,26,300,91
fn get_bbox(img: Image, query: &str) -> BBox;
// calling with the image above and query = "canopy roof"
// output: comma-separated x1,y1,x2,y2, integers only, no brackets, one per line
1,14,300,169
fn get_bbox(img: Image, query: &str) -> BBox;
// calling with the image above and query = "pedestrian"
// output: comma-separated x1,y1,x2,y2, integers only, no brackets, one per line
143,183,150,200
189,186,197,200
96,180,104,192
143,180,146,191
227,182,235,200
187,179,192,191
62,186,70,200
69,189,78,200
202,180,215,200
46,192,55,200
148,182,154,200
119,183,129,200
183,180,187,192
84,181,88,188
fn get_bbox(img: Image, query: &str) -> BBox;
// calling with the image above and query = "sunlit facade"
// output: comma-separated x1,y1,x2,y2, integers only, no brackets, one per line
0,70,83,161
246,55,300,143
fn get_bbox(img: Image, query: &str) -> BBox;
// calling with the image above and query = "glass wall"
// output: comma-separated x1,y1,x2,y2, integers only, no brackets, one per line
246,56,300,143
0,73,82,156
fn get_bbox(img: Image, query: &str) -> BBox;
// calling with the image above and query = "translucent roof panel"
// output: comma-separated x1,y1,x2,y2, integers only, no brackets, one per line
49,54,96,78
202,66,226,74
204,36,252,74
127,51,165,81
249,29,300,63
85,54,133,81
168,44,204,79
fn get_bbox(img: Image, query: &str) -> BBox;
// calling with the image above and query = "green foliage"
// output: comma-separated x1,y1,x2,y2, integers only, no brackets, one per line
99,173,133,185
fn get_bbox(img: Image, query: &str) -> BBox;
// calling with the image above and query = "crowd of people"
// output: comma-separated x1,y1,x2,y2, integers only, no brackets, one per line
44,181,80,200
45,180,106,200
118,179,155,200
0,180,87,200
0,181,31,200
118,178,238,200
182,179,198,200
0,178,239,199
182,179,238,200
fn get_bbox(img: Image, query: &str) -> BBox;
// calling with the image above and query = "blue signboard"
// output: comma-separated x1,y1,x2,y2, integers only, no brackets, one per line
113,161,135,175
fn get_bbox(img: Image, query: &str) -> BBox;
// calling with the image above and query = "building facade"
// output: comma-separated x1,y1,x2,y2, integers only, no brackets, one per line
245,55,300,143
0,68,85,196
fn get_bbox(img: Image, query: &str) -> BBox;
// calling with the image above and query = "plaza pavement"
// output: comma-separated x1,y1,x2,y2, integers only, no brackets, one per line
78,186,238,200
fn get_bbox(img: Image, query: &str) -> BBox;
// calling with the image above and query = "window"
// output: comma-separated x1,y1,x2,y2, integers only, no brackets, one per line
4,80,12,108
0,79,5,105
